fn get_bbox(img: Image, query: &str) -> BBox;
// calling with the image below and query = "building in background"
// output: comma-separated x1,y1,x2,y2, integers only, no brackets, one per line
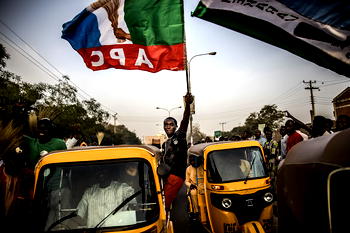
143,134,167,149
333,87,350,118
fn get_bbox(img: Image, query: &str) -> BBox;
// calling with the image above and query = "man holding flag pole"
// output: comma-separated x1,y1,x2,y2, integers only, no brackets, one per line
161,92,193,212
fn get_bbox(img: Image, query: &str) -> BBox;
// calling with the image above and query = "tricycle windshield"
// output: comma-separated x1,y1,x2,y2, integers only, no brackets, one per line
35,159,159,232
207,146,267,183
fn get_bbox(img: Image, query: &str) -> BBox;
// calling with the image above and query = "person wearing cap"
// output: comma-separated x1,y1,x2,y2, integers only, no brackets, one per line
24,118,66,168
23,118,67,229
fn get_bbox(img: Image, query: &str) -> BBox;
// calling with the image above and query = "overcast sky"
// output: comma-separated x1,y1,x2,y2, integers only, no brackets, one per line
0,0,349,140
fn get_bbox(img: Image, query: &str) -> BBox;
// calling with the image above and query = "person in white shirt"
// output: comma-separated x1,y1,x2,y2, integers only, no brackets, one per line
254,129,267,147
76,168,135,227
279,126,288,160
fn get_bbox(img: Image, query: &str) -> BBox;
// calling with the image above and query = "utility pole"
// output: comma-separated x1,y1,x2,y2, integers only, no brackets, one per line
113,113,118,134
219,122,227,132
303,80,319,122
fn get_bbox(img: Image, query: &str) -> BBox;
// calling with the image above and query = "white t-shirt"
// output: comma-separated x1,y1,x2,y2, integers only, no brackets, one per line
77,181,135,227
280,134,288,159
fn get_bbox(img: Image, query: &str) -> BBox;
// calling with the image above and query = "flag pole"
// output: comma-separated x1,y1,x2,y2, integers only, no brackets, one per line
182,0,190,94
185,62,191,94
181,0,192,144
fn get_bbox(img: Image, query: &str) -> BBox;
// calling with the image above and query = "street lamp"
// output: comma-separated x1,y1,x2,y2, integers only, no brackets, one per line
186,51,216,93
186,52,216,144
112,113,118,134
156,106,182,117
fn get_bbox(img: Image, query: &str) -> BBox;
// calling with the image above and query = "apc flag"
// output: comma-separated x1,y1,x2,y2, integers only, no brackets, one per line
62,0,185,73
192,0,350,78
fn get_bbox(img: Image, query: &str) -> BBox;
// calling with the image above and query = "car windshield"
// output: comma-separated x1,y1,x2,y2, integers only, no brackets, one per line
34,159,159,232
207,146,267,183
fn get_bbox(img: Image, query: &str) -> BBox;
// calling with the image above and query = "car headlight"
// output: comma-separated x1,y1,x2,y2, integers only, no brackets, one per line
263,192,273,203
222,198,232,208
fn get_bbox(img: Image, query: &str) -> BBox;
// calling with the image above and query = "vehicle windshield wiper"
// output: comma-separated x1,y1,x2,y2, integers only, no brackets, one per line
46,211,77,232
94,190,142,230
244,153,257,184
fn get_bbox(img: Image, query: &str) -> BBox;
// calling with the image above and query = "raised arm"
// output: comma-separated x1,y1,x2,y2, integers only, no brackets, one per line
178,93,194,133
285,111,311,134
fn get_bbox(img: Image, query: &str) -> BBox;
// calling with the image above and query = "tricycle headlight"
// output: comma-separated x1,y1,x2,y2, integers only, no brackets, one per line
263,192,273,203
222,198,232,209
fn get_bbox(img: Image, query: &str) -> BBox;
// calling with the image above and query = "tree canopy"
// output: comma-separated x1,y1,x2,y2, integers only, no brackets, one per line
230,104,285,137
190,123,207,144
0,43,140,145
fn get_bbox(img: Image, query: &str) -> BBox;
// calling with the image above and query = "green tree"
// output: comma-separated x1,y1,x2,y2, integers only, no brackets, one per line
105,124,141,145
38,76,78,107
83,98,110,124
0,43,138,145
258,104,285,129
229,125,248,138
190,123,207,144
0,44,10,70
230,105,284,137
243,105,284,131
0,70,43,130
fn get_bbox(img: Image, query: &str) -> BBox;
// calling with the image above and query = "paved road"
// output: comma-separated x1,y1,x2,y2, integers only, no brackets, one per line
170,184,207,233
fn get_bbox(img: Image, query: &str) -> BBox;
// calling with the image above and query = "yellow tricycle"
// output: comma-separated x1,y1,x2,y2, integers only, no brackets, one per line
187,140,274,233
29,145,173,233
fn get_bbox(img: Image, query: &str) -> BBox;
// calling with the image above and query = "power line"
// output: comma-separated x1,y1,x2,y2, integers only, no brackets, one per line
267,82,303,104
0,20,64,76
273,95,305,106
320,78,349,83
0,36,60,82
276,102,310,109
321,80,349,87
1,34,91,103
0,20,118,116
303,80,320,121
0,21,94,101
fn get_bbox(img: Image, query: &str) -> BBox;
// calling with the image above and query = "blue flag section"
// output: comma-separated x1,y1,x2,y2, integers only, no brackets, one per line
62,9,102,50
61,0,185,73
192,0,350,78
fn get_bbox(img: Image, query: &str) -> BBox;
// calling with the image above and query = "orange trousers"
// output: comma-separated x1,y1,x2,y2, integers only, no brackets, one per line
164,174,184,210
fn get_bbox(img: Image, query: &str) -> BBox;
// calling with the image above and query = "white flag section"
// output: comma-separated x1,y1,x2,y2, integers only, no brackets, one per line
62,0,186,72
193,0,350,78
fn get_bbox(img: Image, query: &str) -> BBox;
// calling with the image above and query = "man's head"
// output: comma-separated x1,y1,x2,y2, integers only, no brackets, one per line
254,129,261,139
263,127,273,141
126,163,138,177
241,131,250,140
285,120,295,136
312,115,327,137
188,154,202,168
96,168,113,188
37,118,53,143
336,115,350,131
279,125,286,137
163,117,177,137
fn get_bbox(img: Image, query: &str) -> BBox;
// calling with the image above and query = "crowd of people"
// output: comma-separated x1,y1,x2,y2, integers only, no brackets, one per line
1,88,350,228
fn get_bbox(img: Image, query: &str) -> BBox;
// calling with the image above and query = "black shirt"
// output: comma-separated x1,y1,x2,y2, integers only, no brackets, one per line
162,129,188,180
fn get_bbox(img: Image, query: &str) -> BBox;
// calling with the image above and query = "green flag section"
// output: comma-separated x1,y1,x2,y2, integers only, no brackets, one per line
62,0,185,73
192,0,350,78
